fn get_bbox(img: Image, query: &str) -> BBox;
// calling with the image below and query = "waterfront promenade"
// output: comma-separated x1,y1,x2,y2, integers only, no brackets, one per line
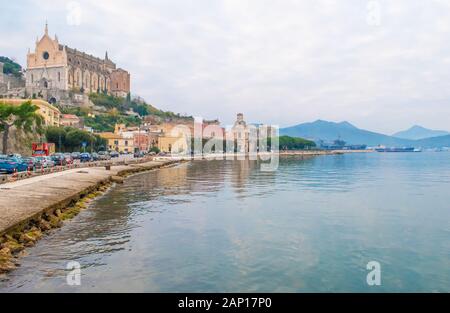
0,159,177,236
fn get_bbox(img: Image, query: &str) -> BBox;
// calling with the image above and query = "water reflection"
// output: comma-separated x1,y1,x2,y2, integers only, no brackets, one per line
1,153,449,292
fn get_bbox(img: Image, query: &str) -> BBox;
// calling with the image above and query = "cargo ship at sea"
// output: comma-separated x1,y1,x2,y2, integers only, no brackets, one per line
375,146,422,152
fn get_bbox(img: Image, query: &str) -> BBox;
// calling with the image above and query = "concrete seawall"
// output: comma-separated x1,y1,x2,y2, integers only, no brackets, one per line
0,159,180,236
0,158,183,273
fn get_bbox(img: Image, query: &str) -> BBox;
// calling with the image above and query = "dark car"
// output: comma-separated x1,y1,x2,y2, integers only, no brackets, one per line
80,153,92,162
51,153,67,166
71,152,81,160
109,151,119,158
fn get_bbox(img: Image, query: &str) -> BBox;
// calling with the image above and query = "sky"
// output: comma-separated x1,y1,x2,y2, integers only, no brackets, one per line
0,0,449,134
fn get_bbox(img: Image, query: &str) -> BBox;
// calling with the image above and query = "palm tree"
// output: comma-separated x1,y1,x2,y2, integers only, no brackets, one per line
0,101,43,154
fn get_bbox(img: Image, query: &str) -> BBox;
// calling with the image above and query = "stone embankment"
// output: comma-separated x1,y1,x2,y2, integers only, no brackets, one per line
0,158,182,273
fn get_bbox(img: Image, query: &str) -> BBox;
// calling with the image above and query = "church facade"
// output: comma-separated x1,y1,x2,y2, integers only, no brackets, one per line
26,24,130,102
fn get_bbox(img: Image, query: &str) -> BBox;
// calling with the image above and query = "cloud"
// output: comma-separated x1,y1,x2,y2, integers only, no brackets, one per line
0,0,449,133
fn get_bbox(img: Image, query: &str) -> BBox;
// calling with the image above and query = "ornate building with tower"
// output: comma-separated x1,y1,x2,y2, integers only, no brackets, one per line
25,23,130,103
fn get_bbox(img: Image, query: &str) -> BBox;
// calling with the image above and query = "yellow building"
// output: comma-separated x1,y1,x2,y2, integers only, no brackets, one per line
100,123,188,154
0,98,60,126
98,131,134,153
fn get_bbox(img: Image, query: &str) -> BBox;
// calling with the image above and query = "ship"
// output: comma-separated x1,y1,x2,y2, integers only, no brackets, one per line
375,146,421,152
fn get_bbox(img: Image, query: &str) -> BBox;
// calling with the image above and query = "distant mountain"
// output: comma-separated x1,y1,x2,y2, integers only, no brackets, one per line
280,120,409,146
280,120,450,148
415,135,450,148
393,125,449,140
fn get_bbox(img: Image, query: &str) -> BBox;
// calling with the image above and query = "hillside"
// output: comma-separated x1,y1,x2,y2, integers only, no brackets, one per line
59,93,193,132
393,125,449,140
414,135,450,148
0,56,23,77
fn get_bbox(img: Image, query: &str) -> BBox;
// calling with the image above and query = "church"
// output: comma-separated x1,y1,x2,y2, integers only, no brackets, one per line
26,23,130,103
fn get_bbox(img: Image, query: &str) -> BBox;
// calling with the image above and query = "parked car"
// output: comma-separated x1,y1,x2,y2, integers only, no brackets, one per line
64,153,74,165
44,156,56,167
109,151,120,158
98,151,111,160
22,157,38,170
71,152,81,160
0,159,19,174
35,156,54,168
0,156,29,173
134,151,145,158
80,152,92,162
9,157,30,172
51,153,67,166
91,152,99,161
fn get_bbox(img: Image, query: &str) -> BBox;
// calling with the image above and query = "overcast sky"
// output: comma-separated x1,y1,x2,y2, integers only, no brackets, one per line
1,0,449,134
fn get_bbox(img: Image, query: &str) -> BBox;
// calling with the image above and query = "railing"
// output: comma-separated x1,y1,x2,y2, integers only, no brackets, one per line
0,156,155,185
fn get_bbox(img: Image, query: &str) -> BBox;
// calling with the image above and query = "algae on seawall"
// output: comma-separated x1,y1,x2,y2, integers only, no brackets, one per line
0,182,112,274
0,159,184,274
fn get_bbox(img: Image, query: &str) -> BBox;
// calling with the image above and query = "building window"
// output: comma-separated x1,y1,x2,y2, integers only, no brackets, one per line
125,140,128,146
114,140,119,145
58,72,61,82
31,74,34,83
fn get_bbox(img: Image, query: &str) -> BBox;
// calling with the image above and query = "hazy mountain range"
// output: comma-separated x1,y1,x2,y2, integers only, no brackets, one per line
392,125,449,140
280,120,450,148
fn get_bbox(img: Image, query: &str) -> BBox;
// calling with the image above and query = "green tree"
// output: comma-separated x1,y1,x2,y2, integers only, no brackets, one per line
0,56,23,78
0,101,43,154
44,126,107,152
65,128,92,151
149,146,160,154
45,126,66,151
277,136,316,150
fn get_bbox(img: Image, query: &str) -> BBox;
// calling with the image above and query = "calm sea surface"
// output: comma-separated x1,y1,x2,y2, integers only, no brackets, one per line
1,153,449,292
